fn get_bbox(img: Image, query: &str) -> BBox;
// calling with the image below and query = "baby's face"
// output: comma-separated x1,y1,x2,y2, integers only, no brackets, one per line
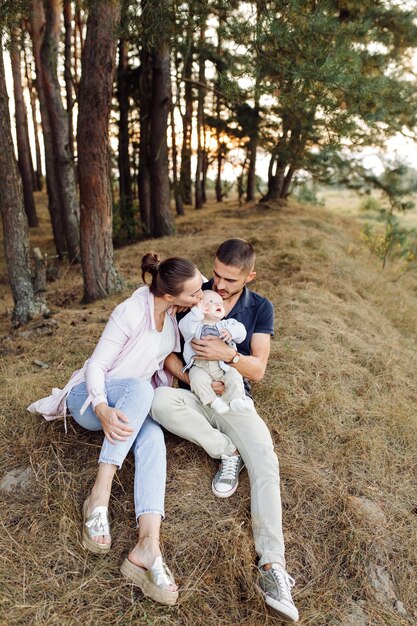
202,292,225,320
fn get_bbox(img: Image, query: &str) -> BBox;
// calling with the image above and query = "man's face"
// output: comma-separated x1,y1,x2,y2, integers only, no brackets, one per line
212,258,254,300
202,291,225,320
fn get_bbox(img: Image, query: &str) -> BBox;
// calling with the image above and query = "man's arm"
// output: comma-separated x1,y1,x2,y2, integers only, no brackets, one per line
164,352,190,385
191,332,271,382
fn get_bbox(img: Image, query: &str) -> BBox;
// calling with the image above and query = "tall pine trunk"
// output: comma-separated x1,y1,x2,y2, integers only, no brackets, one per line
215,12,224,203
31,0,67,257
194,19,206,210
117,25,135,240
63,0,74,156
246,87,260,202
41,0,80,262
138,46,152,234
10,31,38,227
23,46,42,191
179,12,193,205
0,48,47,326
170,95,184,215
77,0,123,302
149,39,174,236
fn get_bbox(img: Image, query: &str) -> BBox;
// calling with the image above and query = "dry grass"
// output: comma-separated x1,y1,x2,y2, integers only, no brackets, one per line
0,192,416,625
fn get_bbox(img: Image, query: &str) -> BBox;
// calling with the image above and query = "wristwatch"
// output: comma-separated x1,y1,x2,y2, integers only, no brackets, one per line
228,350,240,364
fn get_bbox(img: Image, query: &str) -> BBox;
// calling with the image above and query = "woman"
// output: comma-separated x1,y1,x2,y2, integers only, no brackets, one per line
28,253,203,606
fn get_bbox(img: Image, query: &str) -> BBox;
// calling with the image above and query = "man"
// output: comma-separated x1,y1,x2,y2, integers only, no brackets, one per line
152,239,299,623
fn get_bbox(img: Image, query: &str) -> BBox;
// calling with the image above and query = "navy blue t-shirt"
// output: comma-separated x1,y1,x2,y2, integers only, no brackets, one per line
177,279,274,397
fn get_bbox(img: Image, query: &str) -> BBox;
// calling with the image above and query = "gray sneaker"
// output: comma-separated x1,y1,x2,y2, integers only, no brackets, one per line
256,564,299,622
212,453,244,498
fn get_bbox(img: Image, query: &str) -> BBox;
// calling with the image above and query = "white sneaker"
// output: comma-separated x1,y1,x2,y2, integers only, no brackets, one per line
210,397,229,414
212,453,244,498
256,564,299,622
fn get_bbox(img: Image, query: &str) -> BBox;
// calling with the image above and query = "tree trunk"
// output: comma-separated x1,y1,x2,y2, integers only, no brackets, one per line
31,0,67,257
170,93,184,215
41,0,80,262
215,12,224,203
77,0,124,302
149,40,174,237
202,148,208,203
138,48,152,234
0,48,47,326
281,165,295,198
195,19,206,210
63,0,74,156
117,28,135,240
264,159,286,201
179,14,193,205
23,46,43,191
246,134,258,202
10,31,38,227
246,90,260,202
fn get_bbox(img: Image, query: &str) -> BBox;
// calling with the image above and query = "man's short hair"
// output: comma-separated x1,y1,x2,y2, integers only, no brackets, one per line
215,239,256,273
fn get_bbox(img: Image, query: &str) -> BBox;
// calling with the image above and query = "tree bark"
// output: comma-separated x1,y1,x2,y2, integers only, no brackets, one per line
138,48,152,234
117,27,135,240
0,48,47,326
10,31,38,226
264,161,287,200
281,165,295,198
246,92,260,202
194,18,206,210
23,45,43,191
170,93,184,215
149,40,174,237
63,0,74,156
41,0,80,262
215,11,225,203
179,11,193,205
31,0,67,257
77,0,123,302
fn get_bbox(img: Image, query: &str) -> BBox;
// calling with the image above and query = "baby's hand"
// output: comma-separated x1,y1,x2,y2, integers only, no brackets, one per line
219,328,232,342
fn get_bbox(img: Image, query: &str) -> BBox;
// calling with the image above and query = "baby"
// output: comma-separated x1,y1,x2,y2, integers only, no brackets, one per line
179,290,252,414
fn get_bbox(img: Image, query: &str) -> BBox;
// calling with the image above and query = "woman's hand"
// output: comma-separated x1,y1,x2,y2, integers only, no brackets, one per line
94,402,134,444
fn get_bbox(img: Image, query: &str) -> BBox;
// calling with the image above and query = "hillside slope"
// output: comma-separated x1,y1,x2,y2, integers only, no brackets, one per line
1,196,416,625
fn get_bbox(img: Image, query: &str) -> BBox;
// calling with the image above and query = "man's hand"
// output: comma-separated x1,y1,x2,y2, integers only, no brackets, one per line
95,402,134,444
191,336,236,362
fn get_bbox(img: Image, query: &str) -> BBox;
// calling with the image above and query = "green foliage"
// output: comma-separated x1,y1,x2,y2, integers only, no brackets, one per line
292,180,325,207
227,0,417,194
0,0,30,39
359,196,383,213
361,214,417,272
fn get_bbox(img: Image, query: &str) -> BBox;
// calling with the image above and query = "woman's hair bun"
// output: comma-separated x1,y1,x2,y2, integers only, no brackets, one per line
141,252,161,285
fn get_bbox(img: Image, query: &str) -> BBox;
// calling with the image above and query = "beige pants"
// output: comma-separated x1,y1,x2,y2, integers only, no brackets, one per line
151,386,285,567
189,360,246,406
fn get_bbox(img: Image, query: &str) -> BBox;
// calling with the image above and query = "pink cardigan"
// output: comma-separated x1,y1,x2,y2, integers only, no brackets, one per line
27,286,180,423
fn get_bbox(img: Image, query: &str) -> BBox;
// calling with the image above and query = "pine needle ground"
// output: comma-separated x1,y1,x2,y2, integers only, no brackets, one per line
0,192,416,625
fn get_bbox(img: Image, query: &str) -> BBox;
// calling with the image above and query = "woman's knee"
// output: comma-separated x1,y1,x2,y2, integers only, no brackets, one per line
133,418,166,455
113,378,154,410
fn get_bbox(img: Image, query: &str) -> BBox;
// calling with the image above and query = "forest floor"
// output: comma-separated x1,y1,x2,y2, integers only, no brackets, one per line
0,192,416,625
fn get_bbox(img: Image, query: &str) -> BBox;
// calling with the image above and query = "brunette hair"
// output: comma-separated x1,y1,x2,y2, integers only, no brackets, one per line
215,238,256,273
141,252,198,296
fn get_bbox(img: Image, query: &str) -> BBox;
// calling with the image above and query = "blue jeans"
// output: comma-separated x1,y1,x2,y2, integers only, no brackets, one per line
67,378,166,520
